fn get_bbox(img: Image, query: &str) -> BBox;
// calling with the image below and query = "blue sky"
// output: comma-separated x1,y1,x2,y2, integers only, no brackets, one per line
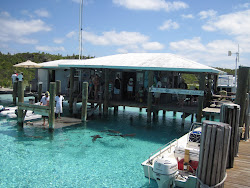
0,0,249,68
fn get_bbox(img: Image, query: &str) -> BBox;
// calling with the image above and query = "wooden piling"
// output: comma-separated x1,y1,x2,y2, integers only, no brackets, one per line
17,81,24,127
197,121,231,188
197,73,205,122
181,112,185,126
173,111,176,117
207,74,212,107
103,69,109,116
147,70,153,122
81,82,88,122
69,68,75,113
48,82,55,130
56,80,61,96
163,110,166,116
244,94,250,140
37,82,42,102
235,66,250,128
99,104,102,115
220,103,240,168
114,106,118,114
13,81,17,105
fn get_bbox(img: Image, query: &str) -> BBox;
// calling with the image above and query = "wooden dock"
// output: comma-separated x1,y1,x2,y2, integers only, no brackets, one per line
225,140,250,188
25,117,82,129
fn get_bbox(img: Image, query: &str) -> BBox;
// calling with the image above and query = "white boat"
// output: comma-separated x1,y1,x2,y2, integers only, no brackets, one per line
0,105,42,121
0,106,17,116
141,123,202,188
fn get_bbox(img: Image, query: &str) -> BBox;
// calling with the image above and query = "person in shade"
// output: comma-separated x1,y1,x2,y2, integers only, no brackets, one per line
127,78,134,100
93,74,100,100
154,79,162,104
55,93,64,118
40,91,50,126
178,79,188,107
114,74,121,100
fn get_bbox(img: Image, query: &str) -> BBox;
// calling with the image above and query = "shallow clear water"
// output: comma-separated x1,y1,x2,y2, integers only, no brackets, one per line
0,94,192,188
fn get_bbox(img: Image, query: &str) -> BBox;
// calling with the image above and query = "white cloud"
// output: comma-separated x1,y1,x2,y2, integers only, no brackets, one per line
82,30,164,53
198,9,217,19
0,11,51,45
112,0,188,12
142,42,164,50
17,38,38,44
181,14,194,19
169,37,243,68
202,9,250,36
158,19,179,30
234,3,250,9
34,9,50,18
21,10,33,18
53,38,64,44
83,30,149,46
35,45,65,52
66,31,77,38
0,11,10,17
117,48,128,54
170,37,206,52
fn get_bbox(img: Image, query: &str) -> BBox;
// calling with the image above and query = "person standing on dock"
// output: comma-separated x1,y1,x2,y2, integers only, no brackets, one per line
114,74,121,100
40,91,50,126
178,79,188,107
88,76,94,99
93,74,100,100
154,79,162,104
108,81,113,99
55,93,64,119
17,72,23,81
127,78,134,100
11,71,18,85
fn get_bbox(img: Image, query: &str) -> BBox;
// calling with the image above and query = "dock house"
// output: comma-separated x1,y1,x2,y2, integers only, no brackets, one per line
36,53,221,122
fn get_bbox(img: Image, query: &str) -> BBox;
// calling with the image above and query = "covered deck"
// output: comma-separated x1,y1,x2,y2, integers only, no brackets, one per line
33,53,221,123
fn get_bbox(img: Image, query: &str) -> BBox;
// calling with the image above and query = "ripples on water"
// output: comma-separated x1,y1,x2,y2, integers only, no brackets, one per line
0,94,192,187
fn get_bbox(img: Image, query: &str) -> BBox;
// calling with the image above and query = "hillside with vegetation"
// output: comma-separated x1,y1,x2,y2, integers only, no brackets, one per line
0,52,93,88
181,68,236,89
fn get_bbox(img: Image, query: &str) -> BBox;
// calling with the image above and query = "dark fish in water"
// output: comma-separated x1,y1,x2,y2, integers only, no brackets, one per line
120,133,136,138
91,135,102,142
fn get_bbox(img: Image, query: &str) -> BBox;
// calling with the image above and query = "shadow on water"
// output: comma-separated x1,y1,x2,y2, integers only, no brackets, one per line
0,106,191,146
0,95,191,146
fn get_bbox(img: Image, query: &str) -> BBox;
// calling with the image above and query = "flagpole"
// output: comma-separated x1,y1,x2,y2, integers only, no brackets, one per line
79,0,83,60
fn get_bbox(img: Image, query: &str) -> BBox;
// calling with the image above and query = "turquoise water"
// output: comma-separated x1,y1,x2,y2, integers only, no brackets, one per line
0,94,191,188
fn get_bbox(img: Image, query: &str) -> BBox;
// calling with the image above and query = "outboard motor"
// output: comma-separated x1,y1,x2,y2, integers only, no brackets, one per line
153,158,178,188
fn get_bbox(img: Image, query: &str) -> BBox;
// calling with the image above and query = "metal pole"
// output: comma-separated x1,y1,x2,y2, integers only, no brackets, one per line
235,44,239,90
79,0,83,60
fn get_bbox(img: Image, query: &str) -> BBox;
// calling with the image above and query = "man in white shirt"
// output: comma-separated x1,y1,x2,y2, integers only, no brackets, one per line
154,79,162,104
40,91,50,126
11,71,18,84
55,93,64,118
